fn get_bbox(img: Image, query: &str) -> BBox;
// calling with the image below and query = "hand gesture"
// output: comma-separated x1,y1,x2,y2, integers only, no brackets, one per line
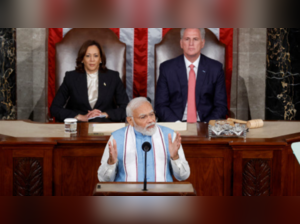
168,132,181,160
108,139,118,165
87,109,102,119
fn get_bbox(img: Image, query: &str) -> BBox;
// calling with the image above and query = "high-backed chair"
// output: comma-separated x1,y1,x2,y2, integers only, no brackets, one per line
155,28,225,82
48,28,126,122
55,28,126,92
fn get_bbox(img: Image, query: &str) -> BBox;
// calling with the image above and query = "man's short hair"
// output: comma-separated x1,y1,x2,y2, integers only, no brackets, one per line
180,28,206,40
126,97,151,117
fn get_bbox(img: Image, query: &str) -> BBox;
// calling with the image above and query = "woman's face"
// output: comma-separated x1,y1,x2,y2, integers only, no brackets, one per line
82,45,101,74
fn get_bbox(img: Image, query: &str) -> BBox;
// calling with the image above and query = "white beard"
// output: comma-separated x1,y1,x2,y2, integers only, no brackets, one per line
133,121,157,136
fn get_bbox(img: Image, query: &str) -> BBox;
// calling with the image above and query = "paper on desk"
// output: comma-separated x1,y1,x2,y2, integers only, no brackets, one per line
158,122,187,131
93,123,125,133
88,115,106,120
292,142,300,165
93,122,187,133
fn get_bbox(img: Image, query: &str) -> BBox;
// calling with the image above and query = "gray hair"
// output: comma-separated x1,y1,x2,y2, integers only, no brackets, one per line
180,28,205,40
126,97,151,117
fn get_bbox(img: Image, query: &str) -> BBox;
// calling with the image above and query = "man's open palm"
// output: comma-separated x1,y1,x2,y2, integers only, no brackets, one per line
108,139,118,165
168,132,181,160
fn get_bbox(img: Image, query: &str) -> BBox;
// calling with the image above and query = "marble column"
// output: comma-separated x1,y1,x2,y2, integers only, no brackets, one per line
266,28,299,120
0,28,16,120
16,28,47,122
231,28,267,121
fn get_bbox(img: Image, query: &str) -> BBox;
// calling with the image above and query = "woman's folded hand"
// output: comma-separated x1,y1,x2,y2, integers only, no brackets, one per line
87,109,102,118
76,110,109,121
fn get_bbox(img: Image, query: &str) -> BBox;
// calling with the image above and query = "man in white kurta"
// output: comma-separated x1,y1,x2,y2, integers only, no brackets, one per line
97,97,190,182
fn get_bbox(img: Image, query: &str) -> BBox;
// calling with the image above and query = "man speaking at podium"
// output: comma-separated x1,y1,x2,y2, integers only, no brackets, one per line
97,97,190,182
155,28,228,123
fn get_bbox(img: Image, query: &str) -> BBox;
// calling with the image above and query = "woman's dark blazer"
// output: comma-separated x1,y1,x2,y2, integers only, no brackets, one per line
50,69,129,122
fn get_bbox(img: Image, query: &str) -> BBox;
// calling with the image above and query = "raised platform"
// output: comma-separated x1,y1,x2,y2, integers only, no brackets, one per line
1,121,300,196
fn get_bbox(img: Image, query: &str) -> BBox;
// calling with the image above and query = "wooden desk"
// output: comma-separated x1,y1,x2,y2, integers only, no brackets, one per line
1,121,300,196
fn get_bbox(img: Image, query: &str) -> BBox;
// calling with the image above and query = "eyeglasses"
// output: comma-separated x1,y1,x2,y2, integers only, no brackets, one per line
131,111,156,121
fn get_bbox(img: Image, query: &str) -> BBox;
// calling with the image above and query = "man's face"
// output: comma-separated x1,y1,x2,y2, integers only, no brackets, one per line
180,28,205,61
127,102,157,136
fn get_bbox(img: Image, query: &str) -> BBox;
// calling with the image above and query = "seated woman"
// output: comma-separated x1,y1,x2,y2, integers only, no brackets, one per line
50,40,129,122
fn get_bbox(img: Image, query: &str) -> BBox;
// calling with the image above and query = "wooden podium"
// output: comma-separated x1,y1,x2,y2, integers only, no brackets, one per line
2,121,300,196
93,182,197,196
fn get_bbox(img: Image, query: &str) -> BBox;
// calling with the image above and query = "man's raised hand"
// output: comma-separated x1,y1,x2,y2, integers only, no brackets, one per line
108,139,118,165
168,132,181,160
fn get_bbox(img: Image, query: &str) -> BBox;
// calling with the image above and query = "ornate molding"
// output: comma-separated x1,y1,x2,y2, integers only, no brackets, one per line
243,159,271,196
13,158,43,196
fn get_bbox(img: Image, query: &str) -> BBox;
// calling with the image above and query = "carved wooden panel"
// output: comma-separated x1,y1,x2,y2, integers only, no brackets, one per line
243,159,271,196
13,158,43,196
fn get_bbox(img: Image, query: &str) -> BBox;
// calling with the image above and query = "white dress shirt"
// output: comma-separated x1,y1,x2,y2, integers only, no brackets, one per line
182,55,201,121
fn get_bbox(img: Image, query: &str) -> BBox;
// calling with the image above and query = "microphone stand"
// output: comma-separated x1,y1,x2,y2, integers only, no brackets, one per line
141,141,151,192
143,150,148,191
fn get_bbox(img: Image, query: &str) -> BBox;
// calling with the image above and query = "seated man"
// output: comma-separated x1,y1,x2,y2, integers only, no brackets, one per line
97,97,190,182
155,28,228,123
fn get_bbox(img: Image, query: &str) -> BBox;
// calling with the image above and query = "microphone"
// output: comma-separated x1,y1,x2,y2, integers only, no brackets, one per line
142,142,152,191
142,142,151,152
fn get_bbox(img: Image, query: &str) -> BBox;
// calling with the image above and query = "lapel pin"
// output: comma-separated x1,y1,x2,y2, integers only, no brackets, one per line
104,82,106,86
203,70,206,73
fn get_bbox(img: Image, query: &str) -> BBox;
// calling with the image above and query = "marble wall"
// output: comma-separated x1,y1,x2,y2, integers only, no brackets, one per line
14,28,267,122
16,28,47,122
0,28,16,120
266,28,299,120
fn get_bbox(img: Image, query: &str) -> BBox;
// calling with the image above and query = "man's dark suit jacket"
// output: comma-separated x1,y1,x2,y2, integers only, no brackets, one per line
50,69,129,122
155,54,228,123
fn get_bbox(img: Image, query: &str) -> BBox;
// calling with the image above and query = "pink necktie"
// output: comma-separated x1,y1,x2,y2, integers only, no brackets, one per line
187,65,197,123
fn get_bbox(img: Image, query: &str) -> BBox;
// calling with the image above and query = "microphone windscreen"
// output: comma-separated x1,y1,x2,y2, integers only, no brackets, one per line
142,142,152,152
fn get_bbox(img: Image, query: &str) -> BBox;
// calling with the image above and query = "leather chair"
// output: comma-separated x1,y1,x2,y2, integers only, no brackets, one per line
155,28,225,82
48,28,126,122
55,28,126,92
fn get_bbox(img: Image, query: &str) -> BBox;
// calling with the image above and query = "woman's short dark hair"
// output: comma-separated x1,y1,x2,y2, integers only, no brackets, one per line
75,40,107,73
